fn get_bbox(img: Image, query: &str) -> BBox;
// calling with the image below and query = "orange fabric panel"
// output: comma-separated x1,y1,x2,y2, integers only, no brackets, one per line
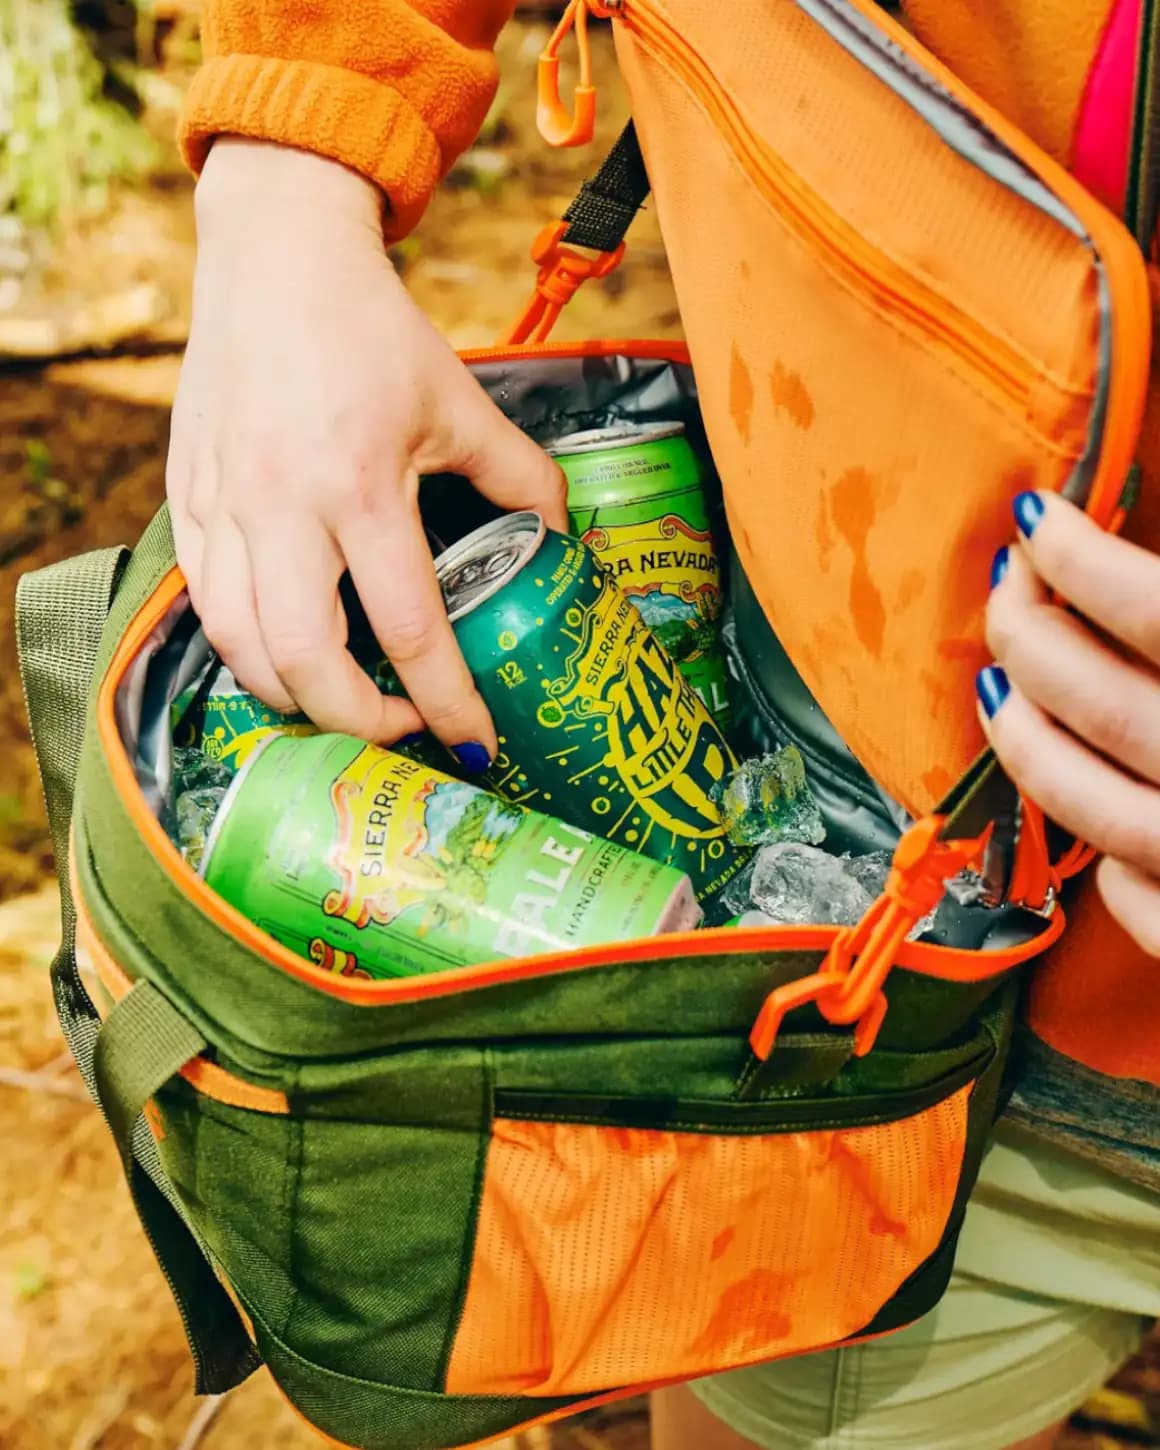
446,1090,971,1396
1026,875,1160,1086
178,0,515,240
901,0,1115,168
612,0,1147,817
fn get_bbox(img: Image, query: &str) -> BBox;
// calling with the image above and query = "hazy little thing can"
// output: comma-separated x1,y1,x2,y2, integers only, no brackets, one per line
552,422,730,727
200,732,701,979
171,665,316,774
436,512,750,905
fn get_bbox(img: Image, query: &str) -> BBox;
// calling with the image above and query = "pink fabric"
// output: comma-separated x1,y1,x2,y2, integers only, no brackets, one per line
1072,0,1142,212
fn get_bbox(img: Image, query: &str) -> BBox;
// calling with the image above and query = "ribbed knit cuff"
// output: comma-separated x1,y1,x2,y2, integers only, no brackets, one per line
178,55,443,240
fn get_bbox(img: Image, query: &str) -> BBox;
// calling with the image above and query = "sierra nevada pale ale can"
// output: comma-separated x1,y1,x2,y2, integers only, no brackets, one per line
553,422,730,727
200,732,701,979
436,512,751,905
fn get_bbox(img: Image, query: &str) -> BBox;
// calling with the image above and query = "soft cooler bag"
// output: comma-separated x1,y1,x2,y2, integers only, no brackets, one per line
17,3,1153,1448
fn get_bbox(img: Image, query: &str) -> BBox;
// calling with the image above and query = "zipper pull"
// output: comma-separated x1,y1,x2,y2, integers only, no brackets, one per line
749,817,986,1062
537,1,618,147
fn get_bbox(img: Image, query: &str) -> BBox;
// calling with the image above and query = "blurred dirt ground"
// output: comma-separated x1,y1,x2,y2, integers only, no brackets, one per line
0,14,1155,1450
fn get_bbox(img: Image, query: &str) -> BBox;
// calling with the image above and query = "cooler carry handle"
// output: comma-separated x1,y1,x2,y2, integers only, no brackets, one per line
17,548,261,1395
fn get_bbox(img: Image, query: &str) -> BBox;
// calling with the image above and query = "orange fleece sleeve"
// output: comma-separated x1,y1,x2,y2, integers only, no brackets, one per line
178,1,516,239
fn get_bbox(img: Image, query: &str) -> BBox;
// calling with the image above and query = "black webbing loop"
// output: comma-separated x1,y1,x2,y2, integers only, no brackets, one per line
560,120,651,253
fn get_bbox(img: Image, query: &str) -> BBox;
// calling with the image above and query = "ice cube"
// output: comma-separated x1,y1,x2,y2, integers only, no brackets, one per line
842,850,892,897
172,745,232,797
841,848,940,939
946,868,987,907
175,786,228,871
749,843,873,926
712,745,826,848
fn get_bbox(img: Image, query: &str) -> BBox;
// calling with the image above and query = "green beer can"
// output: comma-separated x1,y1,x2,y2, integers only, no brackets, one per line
172,664,316,774
436,512,751,905
201,732,701,980
552,422,731,727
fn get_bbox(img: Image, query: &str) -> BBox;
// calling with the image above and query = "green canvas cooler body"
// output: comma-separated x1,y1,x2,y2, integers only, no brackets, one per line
17,0,1158,1444
19,346,1068,1450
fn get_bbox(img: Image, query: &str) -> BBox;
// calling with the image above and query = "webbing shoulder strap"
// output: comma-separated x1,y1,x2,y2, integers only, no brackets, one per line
561,120,651,254
17,550,260,1394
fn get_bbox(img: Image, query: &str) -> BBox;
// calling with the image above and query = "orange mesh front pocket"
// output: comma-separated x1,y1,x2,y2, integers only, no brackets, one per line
445,1088,971,1395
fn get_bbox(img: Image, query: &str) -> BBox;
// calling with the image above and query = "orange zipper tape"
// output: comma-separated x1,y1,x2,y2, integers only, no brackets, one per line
615,0,1150,529
91,392,1057,1016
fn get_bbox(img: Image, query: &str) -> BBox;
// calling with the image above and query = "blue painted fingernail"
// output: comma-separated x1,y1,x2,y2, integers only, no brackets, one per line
1013,491,1045,538
976,665,1010,719
990,546,1009,589
396,732,425,747
452,741,491,774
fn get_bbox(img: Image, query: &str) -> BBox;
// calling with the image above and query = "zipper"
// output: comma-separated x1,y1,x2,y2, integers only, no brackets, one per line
494,1035,991,1132
606,0,1150,529
1127,0,1160,247
614,1,1044,423
89,489,1062,1011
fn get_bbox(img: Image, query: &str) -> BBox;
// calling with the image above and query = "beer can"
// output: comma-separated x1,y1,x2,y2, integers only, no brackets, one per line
174,630,449,776
172,665,316,774
436,513,751,905
552,422,731,727
201,732,701,979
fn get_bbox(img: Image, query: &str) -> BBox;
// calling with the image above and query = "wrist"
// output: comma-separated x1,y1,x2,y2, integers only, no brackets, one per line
195,138,386,243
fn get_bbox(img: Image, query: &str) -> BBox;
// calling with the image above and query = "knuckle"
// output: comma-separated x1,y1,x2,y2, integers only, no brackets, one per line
264,625,321,679
381,612,438,665
197,602,245,660
1135,598,1160,663
1085,700,1138,760
1099,816,1160,875
422,695,486,740
984,599,1016,661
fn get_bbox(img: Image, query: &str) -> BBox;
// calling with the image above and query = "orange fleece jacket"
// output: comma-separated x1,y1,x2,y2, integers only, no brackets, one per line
178,1,515,240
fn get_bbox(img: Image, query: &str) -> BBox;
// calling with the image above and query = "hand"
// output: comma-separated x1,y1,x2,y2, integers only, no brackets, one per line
979,490,1160,957
167,139,567,766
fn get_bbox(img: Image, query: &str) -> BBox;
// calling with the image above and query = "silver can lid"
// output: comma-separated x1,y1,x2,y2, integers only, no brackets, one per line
546,419,686,457
436,511,546,623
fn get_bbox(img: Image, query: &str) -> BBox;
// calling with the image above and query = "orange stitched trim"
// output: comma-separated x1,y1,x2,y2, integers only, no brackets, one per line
72,860,290,1117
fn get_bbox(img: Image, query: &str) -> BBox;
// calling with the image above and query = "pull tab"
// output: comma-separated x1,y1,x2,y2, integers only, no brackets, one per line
749,817,986,1062
503,219,625,344
537,1,614,147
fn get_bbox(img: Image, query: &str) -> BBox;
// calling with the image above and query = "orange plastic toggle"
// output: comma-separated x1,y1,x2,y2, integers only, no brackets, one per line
749,970,841,1061
749,816,988,1062
537,1,600,148
504,221,626,345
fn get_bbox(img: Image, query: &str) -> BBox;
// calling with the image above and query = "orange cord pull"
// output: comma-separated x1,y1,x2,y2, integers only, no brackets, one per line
503,220,626,345
537,0,601,147
748,817,987,1062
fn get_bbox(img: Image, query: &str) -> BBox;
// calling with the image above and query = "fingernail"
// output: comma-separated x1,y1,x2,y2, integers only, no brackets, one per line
990,546,1009,589
396,732,425,747
976,665,1010,720
452,741,491,774
1013,491,1045,538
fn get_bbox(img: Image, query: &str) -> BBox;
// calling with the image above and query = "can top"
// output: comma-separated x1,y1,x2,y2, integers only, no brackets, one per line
198,729,281,880
436,511,546,623
546,420,686,457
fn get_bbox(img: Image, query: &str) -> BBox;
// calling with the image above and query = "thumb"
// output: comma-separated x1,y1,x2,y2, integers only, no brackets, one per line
447,375,570,532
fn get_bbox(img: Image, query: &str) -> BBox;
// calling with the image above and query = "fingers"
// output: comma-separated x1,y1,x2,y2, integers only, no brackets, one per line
337,498,497,766
1096,856,1160,958
443,372,569,532
987,544,1160,785
196,512,296,712
1012,490,1160,666
246,511,422,742
976,666,1160,879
